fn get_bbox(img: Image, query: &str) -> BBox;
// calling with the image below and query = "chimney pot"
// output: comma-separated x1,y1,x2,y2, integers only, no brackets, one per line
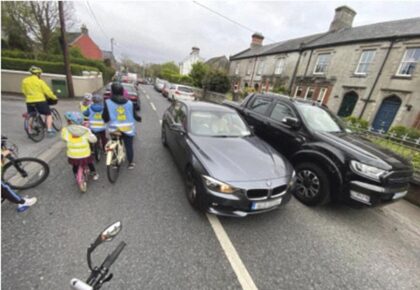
81,24,88,35
251,32,264,48
329,6,356,32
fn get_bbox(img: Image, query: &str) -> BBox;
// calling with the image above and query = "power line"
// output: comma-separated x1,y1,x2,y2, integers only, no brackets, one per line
84,1,109,39
192,1,277,43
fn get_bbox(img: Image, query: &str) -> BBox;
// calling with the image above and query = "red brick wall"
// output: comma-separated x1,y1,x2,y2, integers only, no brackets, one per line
72,35,103,60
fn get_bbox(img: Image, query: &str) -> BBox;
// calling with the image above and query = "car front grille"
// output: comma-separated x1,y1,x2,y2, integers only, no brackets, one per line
272,185,288,197
385,170,413,186
246,184,288,200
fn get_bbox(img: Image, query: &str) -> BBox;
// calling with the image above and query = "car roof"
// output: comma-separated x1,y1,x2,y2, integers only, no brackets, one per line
179,101,236,112
254,93,325,107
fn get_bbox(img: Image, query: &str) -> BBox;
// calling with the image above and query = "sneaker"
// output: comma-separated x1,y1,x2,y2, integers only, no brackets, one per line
91,173,99,181
17,197,37,212
128,163,136,170
47,129,56,138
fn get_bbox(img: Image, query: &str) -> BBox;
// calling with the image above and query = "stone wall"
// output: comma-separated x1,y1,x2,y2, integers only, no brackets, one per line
1,69,104,97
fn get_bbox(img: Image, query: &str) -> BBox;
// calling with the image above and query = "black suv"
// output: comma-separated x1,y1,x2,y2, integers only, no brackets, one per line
224,93,413,207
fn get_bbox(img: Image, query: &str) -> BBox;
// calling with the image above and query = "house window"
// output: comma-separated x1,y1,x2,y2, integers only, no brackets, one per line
294,86,303,97
246,61,253,75
313,53,331,74
397,48,420,76
235,63,240,75
317,88,328,103
257,61,265,75
355,50,376,75
274,58,285,75
304,87,314,100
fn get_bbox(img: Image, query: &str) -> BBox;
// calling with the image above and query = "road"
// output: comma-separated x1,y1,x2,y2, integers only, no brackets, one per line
2,86,420,290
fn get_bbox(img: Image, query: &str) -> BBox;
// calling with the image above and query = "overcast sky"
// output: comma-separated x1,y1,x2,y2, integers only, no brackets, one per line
72,0,420,64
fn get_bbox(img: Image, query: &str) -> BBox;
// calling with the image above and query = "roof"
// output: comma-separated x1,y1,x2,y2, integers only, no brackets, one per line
102,50,115,60
66,32,82,44
230,17,420,60
205,55,229,71
182,101,234,112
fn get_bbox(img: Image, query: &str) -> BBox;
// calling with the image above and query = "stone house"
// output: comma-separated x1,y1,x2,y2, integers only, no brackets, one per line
229,6,420,131
179,47,205,75
205,55,230,73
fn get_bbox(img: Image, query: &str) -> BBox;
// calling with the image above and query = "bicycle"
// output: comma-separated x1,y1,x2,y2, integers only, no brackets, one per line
1,136,19,159
1,138,49,190
23,103,62,142
105,131,126,183
75,163,90,193
92,132,105,162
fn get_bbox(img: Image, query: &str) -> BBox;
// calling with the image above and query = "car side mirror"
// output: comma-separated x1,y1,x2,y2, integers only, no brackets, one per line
282,117,300,129
170,123,186,134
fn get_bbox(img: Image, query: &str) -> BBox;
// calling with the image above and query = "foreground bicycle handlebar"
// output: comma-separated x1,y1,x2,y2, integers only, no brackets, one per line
70,221,126,290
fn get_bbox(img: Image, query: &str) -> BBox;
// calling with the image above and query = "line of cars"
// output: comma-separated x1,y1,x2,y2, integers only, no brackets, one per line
160,92,413,217
154,78,196,102
104,81,141,111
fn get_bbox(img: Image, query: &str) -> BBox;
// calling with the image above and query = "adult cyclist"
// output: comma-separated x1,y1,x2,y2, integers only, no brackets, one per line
103,82,141,170
22,66,58,137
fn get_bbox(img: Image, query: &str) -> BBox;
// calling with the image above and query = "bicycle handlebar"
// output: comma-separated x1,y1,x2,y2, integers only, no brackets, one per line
102,241,126,270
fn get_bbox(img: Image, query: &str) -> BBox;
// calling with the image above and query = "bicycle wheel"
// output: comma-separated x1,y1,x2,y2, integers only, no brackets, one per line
24,114,45,142
77,166,87,193
2,157,50,190
51,108,62,131
106,150,120,183
94,139,102,162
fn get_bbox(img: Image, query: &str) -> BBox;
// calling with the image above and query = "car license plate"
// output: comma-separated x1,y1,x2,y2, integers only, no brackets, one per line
251,198,282,210
393,191,407,200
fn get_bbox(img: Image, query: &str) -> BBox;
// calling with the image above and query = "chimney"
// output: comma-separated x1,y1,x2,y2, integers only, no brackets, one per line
191,47,200,55
81,24,88,35
329,6,356,32
251,32,264,48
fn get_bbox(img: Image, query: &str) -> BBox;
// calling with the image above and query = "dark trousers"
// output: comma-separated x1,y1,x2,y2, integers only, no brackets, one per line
94,131,107,150
122,134,134,163
1,182,24,204
72,163,96,175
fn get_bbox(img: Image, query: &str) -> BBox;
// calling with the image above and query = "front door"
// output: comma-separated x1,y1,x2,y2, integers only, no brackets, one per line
372,95,401,132
337,91,358,117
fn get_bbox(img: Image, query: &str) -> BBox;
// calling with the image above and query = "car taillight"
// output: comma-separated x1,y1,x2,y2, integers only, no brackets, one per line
175,91,181,95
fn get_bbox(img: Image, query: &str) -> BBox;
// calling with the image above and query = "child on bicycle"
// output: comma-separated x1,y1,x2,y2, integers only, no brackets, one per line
82,95,107,150
80,93,93,120
61,112,99,180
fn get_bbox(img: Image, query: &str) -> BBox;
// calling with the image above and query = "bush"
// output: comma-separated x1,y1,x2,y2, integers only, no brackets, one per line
202,70,230,93
389,125,420,140
344,116,369,130
178,75,194,86
1,57,98,76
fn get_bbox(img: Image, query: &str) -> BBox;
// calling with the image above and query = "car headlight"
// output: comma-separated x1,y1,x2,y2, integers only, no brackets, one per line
202,175,237,194
350,160,387,181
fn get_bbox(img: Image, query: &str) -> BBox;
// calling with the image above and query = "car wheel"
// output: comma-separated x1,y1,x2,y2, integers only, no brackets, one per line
161,124,168,147
294,162,330,206
185,166,205,210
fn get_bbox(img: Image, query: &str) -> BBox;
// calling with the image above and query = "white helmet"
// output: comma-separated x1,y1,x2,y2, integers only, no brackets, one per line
83,93,93,101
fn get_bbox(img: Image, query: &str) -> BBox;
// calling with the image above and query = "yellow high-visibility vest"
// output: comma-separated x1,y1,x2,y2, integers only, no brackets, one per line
61,128,91,159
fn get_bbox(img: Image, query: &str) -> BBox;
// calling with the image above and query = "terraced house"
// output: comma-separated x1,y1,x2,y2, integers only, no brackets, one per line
229,6,420,131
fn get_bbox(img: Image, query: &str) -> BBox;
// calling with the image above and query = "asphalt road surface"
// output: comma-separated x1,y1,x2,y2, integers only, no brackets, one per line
2,86,420,290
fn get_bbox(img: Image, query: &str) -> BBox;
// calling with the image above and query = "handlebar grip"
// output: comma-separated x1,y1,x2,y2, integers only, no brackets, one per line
102,241,126,269
70,278,93,290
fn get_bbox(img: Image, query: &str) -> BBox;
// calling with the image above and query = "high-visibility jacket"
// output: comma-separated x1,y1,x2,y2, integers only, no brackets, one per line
80,103,90,119
61,126,96,159
87,107,106,133
21,75,57,103
106,99,135,136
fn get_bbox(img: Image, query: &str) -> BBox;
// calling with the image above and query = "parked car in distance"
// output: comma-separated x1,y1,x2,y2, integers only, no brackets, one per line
161,82,172,98
224,93,413,207
161,100,295,217
168,84,195,102
104,82,141,111
154,78,165,92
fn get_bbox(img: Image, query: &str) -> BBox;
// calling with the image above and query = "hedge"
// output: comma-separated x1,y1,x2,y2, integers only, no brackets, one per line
1,57,98,76
389,125,420,140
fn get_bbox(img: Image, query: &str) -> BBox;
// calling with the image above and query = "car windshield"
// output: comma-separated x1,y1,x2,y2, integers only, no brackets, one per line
178,86,193,93
190,110,251,137
122,84,136,94
296,103,345,133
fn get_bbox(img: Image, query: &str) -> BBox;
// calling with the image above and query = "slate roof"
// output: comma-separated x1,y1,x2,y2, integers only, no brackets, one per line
230,17,420,60
66,32,82,44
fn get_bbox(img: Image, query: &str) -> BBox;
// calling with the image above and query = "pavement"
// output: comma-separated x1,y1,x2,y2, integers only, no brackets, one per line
1,86,420,290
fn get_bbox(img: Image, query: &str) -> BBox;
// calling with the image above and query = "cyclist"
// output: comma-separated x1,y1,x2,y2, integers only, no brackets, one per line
103,82,141,170
61,112,99,180
80,93,93,120
21,66,58,137
83,95,107,149
1,149,37,212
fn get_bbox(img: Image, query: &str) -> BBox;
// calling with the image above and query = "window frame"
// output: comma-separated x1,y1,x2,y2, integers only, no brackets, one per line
317,87,328,103
396,47,420,77
294,86,303,98
256,61,265,76
313,53,331,75
354,50,376,75
234,63,240,75
268,101,297,124
304,87,314,100
274,58,286,75
248,96,273,116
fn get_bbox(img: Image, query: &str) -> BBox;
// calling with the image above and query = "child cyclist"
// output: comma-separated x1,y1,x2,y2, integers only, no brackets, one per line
82,95,107,149
80,93,93,120
61,112,99,180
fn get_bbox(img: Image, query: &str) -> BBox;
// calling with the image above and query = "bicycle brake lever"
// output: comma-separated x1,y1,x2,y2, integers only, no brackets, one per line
103,273,113,283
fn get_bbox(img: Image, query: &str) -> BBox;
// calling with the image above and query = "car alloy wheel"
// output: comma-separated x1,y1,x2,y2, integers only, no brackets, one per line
161,125,168,147
185,168,197,204
296,170,320,198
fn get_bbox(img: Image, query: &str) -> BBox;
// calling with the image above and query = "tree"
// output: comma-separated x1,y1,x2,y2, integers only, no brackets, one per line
1,2,33,51
202,71,230,93
2,1,74,53
189,62,209,88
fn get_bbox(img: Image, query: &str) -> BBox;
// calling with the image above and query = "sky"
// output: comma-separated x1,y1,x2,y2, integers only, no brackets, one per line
72,0,420,64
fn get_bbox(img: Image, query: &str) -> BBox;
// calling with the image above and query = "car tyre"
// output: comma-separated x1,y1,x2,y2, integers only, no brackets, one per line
293,162,330,206
161,124,168,147
185,166,206,211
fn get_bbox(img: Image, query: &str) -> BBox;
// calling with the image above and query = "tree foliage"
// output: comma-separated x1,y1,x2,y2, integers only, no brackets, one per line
202,70,230,93
189,62,209,88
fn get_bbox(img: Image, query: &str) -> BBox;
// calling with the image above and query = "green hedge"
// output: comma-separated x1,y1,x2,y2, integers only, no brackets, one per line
1,57,98,76
389,125,420,140
344,116,369,130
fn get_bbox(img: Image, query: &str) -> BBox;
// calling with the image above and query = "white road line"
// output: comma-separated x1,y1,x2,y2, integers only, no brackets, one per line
146,95,150,100
159,120,162,125
206,214,258,290
150,102,157,111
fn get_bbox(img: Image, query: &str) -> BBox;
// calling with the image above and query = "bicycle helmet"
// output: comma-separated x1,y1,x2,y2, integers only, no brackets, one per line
83,93,93,102
29,66,43,75
111,82,124,96
92,94,103,104
64,112,84,125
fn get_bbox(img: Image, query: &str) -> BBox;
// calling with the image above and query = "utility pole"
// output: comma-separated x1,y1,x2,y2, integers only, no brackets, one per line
111,38,114,54
58,1,74,98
